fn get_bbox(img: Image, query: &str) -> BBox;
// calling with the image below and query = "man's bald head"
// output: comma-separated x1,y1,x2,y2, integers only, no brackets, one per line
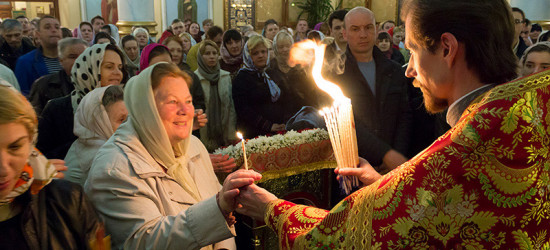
344,7,376,30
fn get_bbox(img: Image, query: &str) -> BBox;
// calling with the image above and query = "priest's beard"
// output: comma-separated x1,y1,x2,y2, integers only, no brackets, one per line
415,79,449,114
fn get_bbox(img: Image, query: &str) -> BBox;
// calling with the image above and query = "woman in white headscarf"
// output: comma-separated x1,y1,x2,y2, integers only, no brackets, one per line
107,24,120,44
64,85,127,186
85,62,260,250
519,42,550,77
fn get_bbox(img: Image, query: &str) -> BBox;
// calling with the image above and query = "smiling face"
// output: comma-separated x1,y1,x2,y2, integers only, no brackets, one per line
100,50,123,87
343,10,376,56
106,100,128,131
0,123,31,199
154,76,194,146
166,40,183,64
202,44,218,67
226,38,242,57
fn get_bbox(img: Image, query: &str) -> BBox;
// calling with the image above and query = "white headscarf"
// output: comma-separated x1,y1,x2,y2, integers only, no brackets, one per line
124,62,201,202
64,86,116,185
108,24,120,45
519,42,550,77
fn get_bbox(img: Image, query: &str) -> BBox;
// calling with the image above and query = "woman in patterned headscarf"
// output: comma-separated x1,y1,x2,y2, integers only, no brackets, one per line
36,43,126,160
0,82,103,249
232,35,294,139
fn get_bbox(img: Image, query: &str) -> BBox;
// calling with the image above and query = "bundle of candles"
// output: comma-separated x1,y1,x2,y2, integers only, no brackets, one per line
293,40,360,194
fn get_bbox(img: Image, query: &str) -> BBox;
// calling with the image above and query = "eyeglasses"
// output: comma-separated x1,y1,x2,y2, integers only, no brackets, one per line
515,19,525,25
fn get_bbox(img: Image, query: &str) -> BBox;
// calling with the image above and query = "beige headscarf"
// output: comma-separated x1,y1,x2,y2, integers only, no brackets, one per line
123,62,201,202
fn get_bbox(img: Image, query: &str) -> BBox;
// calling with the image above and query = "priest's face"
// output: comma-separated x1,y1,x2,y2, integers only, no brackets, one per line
404,15,449,114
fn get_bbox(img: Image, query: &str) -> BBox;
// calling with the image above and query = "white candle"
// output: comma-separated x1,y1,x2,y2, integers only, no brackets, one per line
236,132,249,170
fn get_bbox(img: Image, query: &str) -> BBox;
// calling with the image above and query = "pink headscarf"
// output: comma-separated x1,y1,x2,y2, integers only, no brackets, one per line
138,43,170,74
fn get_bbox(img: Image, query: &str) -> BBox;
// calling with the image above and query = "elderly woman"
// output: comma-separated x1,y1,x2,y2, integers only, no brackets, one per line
36,43,126,160
232,35,295,139
519,42,550,77
0,83,102,249
120,35,140,77
195,40,237,153
268,31,318,109
133,27,150,52
219,29,244,79
76,21,94,45
64,85,127,186
162,35,191,71
85,62,261,250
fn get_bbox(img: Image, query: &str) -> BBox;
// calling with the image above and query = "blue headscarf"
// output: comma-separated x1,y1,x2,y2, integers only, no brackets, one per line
238,38,281,102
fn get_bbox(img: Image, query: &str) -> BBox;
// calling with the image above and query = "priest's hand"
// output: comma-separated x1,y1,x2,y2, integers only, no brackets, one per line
193,109,207,130
335,157,381,187
210,154,237,173
218,170,262,214
236,184,278,221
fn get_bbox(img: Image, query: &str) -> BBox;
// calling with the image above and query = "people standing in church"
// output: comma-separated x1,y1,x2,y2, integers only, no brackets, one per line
14,16,62,95
159,19,186,44
29,38,88,116
324,9,348,67
512,7,528,59
293,19,309,43
195,40,237,152
37,43,126,160
187,26,224,71
379,20,395,31
91,15,105,35
233,1,550,248
133,27,150,52
120,35,140,77
15,16,30,38
376,31,405,65
64,85,127,186
189,22,202,43
0,19,36,71
101,24,120,44
325,8,412,172
219,29,244,79
76,22,94,45
530,23,542,43
519,42,550,77
180,32,195,63
202,19,213,41
262,19,279,41
232,35,294,139
162,35,191,71
93,31,116,45
268,31,317,109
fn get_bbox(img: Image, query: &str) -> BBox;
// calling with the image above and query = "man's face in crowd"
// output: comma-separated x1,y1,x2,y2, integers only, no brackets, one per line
59,43,87,75
16,17,29,34
404,15,449,114
92,19,105,34
530,29,541,42
2,27,22,49
383,22,395,31
203,22,213,33
210,34,223,49
265,24,279,41
296,20,308,33
172,22,185,36
343,10,376,55
512,11,524,39
37,18,61,47
184,21,191,32
331,19,346,44
521,24,531,40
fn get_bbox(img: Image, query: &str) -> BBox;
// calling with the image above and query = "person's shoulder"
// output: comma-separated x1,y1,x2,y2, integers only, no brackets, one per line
220,69,231,76
18,48,38,61
32,71,60,88
41,179,86,202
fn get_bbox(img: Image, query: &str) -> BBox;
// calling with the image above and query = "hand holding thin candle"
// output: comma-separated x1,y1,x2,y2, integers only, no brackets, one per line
236,132,249,170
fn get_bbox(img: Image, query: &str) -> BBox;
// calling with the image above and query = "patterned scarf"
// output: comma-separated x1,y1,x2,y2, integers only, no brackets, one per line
70,43,109,114
239,39,281,102
220,33,243,65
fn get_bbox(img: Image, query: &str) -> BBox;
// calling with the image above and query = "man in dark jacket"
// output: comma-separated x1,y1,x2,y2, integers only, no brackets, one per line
0,19,36,70
29,38,88,116
512,7,528,59
327,8,412,172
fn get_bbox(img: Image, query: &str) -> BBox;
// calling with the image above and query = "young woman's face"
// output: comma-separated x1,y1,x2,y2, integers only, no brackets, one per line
181,36,192,53
100,50,123,87
377,39,391,52
135,32,148,47
154,76,194,146
251,44,268,69
123,40,139,61
276,38,292,62
522,51,550,76
189,24,200,36
202,45,218,67
106,100,128,131
0,123,30,199
226,38,242,57
166,40,183,64
81,24,94,42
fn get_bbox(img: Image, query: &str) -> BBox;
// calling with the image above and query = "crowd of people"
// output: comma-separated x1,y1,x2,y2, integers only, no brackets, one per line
0,0,549,249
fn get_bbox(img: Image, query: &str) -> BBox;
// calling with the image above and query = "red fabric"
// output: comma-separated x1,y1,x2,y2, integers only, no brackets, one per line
158,30,174,45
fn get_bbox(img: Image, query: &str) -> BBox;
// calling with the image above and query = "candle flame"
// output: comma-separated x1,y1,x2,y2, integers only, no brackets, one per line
290,40,347,103
236,132,243,140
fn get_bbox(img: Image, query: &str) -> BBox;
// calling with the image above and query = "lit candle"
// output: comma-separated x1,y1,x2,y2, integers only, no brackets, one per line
236,132,249,170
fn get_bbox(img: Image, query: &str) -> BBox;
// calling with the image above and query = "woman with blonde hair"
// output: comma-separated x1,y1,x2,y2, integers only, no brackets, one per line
133,27,150,52
85,62,260,249
162,35,191,71
179,32,196,62
0,82,102,249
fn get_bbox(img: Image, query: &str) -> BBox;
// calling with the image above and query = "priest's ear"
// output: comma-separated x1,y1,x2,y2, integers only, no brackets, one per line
439,32,460,68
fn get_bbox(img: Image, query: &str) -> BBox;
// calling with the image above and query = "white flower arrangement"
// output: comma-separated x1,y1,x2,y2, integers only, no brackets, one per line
213,128,330,163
